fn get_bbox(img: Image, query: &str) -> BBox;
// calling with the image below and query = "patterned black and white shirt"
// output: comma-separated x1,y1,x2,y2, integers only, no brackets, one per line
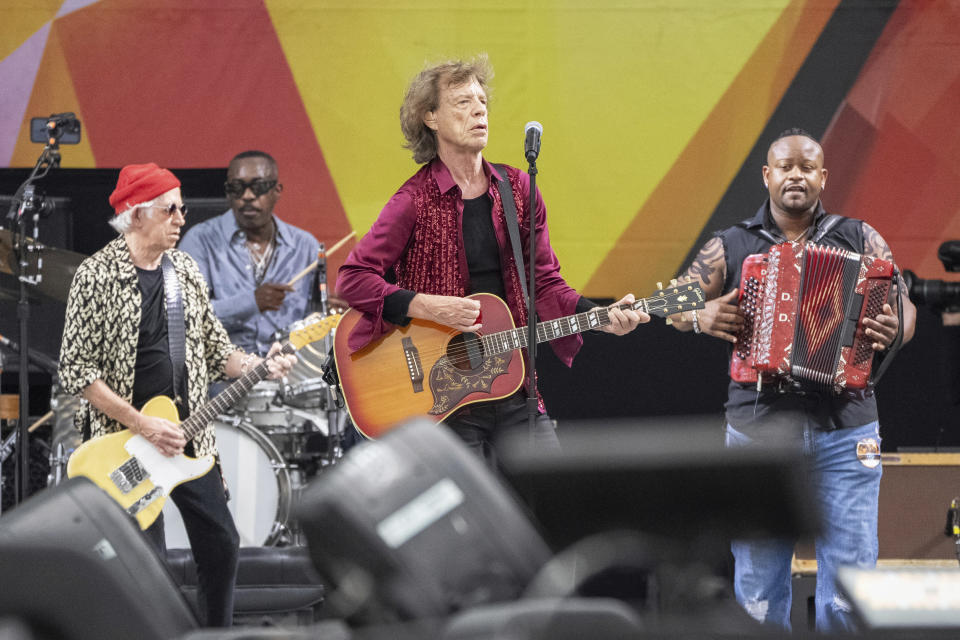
59,235,236,457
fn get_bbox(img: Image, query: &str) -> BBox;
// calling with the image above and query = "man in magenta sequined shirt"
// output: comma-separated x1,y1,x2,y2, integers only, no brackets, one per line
337,54,648,464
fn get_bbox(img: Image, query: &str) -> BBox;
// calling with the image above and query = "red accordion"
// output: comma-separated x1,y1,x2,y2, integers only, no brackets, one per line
731,242,894,392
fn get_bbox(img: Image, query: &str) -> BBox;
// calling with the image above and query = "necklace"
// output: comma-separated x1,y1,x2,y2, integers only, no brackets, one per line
245,224,276,285
788,226,810,244
248,241,274,283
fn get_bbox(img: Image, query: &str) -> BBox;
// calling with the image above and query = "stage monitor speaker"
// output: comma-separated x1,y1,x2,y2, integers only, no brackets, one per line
498,417,820,552
295,418,552,622
0,477,197,640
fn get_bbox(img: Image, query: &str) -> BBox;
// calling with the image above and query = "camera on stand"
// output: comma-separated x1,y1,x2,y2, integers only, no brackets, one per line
902,241,960,311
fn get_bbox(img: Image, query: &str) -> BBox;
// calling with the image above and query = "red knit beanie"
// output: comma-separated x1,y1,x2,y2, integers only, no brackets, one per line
108,163,181,215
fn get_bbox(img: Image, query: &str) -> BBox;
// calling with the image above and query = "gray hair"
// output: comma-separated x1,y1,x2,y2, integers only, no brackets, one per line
108,197,159,234
400,54,493,164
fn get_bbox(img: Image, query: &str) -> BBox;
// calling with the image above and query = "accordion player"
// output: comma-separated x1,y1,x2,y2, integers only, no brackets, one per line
730,241,895,393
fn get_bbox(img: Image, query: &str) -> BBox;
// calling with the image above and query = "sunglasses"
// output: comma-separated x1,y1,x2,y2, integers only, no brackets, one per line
224,179,278,198
149,202,188,217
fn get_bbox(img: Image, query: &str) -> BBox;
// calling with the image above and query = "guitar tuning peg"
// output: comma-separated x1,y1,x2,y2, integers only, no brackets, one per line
670,278,678,287
665,317,673,325
657,281,663,290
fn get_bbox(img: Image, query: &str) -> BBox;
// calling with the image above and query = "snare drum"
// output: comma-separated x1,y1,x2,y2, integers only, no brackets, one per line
162,417,292,547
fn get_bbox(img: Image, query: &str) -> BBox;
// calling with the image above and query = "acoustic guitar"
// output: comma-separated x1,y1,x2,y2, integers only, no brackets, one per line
334,284,705,439
66,312,340,530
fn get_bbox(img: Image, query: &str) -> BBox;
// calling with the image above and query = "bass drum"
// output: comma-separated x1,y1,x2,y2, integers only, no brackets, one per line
162,417,292,548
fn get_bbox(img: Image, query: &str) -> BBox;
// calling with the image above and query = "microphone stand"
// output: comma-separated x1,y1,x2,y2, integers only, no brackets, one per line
315,243,342,461
5,139,60,506
525,160,538,434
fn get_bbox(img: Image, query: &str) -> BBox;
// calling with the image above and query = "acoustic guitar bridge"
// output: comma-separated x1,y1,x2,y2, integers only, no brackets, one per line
402,337,424,393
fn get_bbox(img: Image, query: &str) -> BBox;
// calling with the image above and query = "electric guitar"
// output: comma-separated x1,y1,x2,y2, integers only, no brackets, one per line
334,284,705,439
66,312,340,530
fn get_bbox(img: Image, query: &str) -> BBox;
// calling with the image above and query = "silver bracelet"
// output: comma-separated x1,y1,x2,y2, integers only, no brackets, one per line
691,310,702,334
239,353,257,375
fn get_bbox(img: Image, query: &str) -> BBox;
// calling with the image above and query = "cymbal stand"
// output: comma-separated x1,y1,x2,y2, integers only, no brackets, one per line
5,140,60,507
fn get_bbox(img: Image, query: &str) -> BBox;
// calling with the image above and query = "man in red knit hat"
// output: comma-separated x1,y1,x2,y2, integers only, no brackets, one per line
58,162,296,627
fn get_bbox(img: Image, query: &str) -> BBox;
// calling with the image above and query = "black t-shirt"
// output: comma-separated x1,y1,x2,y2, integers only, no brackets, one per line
462,194,507,299
131,266,182,414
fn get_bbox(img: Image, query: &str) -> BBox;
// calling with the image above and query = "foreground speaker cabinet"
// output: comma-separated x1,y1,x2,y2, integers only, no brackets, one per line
295,419,552,622
0,477,197,640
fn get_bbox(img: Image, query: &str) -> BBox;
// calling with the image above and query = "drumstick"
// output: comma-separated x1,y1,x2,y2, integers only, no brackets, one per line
286,230,357,287
27,410,54,433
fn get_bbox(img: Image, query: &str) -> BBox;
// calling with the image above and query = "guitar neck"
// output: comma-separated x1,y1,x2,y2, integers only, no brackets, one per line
481,300,646,356
179,342,295,441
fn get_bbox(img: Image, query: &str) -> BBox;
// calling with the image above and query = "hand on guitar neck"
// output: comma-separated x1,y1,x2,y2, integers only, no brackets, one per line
597,293,649,335
224,341,298,382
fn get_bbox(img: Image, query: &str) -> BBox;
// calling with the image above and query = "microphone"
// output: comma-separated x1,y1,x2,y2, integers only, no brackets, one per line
524,121,543,163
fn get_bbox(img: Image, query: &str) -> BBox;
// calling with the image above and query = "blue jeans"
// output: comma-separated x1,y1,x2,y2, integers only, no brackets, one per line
726,420,882,633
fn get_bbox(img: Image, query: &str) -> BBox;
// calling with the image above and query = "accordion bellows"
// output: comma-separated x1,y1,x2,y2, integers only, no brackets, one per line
731,242,894,392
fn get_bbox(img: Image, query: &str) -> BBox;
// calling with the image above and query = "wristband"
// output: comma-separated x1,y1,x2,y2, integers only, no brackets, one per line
691,310,702,334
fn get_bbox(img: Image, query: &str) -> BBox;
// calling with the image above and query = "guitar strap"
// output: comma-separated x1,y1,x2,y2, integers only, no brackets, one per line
161,254,187,407
493,164,530,310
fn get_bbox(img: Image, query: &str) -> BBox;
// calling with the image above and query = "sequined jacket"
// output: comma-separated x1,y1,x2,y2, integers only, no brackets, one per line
59,235,236,457
338,158,583,365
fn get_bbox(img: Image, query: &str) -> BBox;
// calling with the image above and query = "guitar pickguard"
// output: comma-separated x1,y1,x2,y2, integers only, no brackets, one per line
427,353,511,415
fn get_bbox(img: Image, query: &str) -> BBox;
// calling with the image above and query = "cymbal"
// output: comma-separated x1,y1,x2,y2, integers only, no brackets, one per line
0,279,43,304
0,228,86,302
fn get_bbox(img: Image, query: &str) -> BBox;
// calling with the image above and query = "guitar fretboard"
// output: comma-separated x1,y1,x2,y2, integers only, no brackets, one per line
481,303,633,356
180,342,296,441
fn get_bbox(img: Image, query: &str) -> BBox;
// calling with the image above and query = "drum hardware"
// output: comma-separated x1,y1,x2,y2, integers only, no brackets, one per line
45,391,80,487
47,442,67,486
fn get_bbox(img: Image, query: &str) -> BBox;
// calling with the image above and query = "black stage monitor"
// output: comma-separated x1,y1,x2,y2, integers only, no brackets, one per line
498,417,821,552
296,419,552,622
0,478,197,640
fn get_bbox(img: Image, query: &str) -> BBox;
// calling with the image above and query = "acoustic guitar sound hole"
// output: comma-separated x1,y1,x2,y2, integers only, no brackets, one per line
447,333,486,370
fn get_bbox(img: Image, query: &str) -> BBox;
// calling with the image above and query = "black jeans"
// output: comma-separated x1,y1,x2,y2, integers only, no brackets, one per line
444,392,560,471
144,464,240,627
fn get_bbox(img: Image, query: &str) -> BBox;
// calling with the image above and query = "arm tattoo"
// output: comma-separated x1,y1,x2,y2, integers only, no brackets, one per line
683,236,725,287
862,222,894,262
863,222,901,306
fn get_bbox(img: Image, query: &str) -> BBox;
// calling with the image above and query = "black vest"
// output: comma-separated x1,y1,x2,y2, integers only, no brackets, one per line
720,200,878,433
